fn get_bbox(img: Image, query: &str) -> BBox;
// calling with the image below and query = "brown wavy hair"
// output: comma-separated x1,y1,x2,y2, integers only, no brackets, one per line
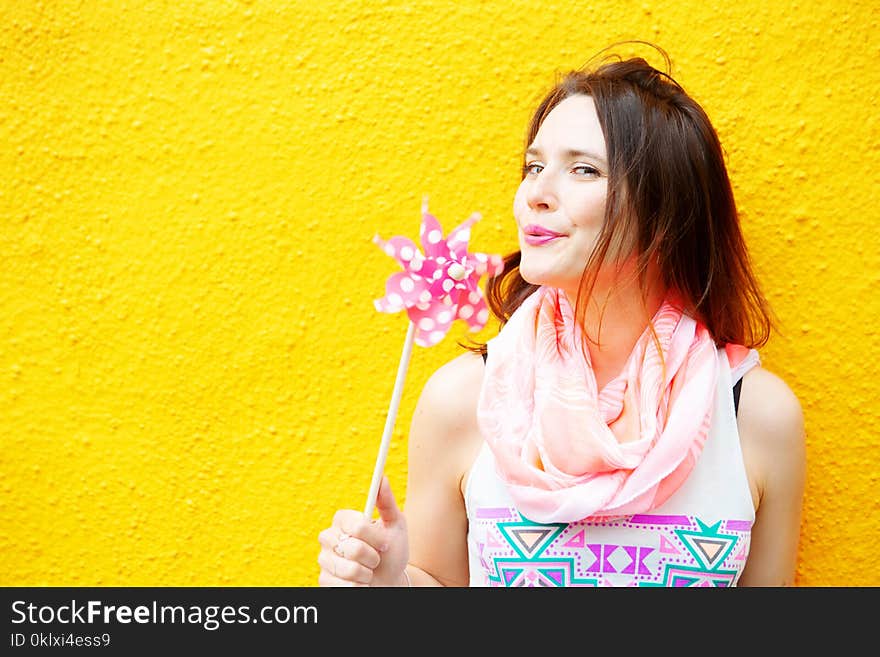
464,44,774,355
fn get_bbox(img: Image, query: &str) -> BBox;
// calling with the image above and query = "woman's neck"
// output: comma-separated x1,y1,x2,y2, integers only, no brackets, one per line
564,264,667,391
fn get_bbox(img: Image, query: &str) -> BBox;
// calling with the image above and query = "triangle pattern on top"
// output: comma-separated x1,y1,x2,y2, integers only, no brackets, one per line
693,538,726,565
675,520,740,571
497,518,567,560
510,528,554,556
659,534,681,555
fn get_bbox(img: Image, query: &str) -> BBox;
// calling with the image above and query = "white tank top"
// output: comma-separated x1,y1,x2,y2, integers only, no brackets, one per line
465,347,758,587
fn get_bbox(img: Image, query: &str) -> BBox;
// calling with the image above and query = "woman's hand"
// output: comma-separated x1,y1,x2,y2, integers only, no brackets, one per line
317,476,410,586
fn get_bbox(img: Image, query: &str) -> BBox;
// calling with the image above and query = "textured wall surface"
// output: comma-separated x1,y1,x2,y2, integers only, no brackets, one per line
1,1,877,587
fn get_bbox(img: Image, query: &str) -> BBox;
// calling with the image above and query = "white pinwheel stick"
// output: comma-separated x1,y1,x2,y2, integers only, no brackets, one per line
363,317,415,518
363,198,429,518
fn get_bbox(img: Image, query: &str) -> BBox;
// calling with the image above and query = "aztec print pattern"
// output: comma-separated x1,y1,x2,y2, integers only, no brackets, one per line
471,506,751,587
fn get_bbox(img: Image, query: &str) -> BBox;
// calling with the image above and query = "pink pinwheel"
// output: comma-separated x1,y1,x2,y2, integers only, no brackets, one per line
363,199,504,518
373,209,504,347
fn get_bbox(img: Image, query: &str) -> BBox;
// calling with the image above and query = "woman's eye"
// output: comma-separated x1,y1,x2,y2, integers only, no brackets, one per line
522,163,543,176
572,165,600,176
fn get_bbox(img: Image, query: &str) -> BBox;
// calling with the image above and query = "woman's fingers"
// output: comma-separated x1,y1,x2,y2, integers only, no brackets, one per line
334,533,382,570
318,508,399,587
317,548,373,585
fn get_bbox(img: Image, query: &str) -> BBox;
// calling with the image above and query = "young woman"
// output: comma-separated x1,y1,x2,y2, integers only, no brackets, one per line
317,50,806,587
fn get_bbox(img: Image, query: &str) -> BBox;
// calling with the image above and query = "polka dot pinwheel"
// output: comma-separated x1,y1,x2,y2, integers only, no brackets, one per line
373,205,504,347
363,199,503,518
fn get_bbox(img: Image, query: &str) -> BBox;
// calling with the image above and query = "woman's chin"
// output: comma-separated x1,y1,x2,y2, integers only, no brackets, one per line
517,266,543,286
519,267,560,289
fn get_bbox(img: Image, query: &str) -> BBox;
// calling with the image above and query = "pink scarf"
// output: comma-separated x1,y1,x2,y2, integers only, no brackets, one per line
476,286,720,523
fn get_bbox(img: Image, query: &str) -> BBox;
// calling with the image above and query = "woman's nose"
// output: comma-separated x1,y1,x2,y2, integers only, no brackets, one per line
526,172,557,211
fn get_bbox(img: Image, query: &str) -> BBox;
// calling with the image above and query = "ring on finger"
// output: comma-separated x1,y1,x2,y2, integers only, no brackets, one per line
334,532,350,559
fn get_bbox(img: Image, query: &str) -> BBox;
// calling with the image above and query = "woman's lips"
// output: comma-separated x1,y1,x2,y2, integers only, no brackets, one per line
522,224,565,246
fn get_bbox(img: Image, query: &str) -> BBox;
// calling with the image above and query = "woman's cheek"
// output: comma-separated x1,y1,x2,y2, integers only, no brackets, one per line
512,186,528,222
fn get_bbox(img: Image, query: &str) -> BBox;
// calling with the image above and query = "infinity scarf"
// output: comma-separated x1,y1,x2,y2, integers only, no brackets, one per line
476,286,720,523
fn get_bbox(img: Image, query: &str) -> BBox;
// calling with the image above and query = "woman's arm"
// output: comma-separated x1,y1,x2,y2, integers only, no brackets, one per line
736,366,807,586
403,351,486,587
316,351,484,587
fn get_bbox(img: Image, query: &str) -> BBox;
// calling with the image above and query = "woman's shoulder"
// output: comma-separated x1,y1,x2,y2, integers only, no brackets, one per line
737,365,804,445
407,349,486,495
414,350,485,429
736,364,806,502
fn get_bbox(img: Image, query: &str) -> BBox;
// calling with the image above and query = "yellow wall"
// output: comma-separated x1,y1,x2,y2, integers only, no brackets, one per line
2,1,877,587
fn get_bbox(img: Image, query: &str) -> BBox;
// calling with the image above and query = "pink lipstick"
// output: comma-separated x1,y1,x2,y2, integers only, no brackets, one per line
522,224,565,246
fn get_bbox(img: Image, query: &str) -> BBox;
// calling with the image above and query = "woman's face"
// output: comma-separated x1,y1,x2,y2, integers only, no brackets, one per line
514,94,610,299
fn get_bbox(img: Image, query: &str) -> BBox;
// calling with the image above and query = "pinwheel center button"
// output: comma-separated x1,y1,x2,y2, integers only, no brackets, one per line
447,262,467,281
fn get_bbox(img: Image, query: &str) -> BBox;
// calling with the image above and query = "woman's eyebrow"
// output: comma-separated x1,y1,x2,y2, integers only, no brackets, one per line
525,146,607,165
